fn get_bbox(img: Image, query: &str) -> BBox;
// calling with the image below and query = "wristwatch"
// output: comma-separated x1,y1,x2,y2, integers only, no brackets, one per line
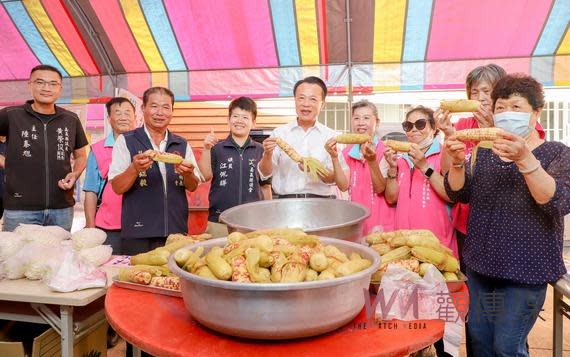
423,165,434,178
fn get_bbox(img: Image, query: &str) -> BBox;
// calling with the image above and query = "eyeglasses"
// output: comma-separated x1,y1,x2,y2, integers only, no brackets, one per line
31,80,61,89
402,119,427,132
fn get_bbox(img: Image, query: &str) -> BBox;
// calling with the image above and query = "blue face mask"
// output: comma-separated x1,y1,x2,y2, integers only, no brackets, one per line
493,111,532,137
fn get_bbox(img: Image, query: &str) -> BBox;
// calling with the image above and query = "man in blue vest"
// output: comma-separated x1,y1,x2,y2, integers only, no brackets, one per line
108,87,201,255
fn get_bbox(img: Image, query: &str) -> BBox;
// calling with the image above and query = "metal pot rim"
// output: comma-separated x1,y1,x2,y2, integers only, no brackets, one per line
168,237,381,291
218,198,371,232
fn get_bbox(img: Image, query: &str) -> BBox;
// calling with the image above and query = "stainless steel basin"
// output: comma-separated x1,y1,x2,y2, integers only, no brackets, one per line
219,198,370,243
168,237,381,340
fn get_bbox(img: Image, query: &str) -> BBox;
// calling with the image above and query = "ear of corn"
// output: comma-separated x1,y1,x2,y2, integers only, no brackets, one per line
380,246,411,267
440,99,480,113
334,258,372,277
385,140,412,152
130,252,168,266
317,268,336,280
206,247,233,280
230,255,251,282
245,248,272,283
371,243,391,256
196,265,218,280
309,252,329,272
455,128,503,142
443,272,458,281
144,149,185,164
388,235,408,249
275,137,330,182
305,269,318,281
418,262,432,277
118,268,152,284
149,276,180,290
336,133,371,144
280,262,307,282
276,138,303,163
411,246,459,273
365,233,387,245
324,245,349,263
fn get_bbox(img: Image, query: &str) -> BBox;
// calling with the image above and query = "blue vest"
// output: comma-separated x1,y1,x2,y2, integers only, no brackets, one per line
208,137,265,222
121,127,189,239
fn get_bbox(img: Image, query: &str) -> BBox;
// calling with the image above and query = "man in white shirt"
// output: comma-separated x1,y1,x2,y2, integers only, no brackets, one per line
108,87,201,255
259,76,347,198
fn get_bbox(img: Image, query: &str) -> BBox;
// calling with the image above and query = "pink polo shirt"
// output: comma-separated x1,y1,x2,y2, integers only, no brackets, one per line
393,141,458,257
342,140,395,236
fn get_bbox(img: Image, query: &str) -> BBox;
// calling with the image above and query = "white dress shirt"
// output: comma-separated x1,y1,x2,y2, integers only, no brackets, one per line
108,126,202,189
267,120,348,196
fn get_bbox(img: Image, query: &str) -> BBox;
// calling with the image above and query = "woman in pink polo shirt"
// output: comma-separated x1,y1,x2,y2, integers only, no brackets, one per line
325,100,395,236
383,106,457,257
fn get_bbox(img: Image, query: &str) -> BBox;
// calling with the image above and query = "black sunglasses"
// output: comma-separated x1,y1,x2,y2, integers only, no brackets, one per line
402,119,427,132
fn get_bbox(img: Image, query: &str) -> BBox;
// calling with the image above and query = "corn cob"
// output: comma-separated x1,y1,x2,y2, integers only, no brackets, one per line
230,255,251,282
380,258,420,274
443,272,458,281
196,265,218,280
440,99,480,113
227,231,248,243
411,246,459,273
365,233,387,245
335,133,372,144
324,245,349,263
275,137,330,182
130,251,168,266
455,127,504,142
389,235,408,249
280,262,307,282
309,252,329,272
143,149,184,164
418,262,432,277
335,258,372,277
149,276,180,290
305,269,318,281
380,246,411,268
118,268,152,284
370,243,391,256
270,251,288,282
384,140,412,153
206,247,233,280
317,268,336,280
245,248,271,283
245,228,305,239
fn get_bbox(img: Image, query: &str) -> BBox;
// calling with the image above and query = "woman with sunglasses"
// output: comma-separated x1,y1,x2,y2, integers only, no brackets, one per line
383,106,458,257
444,74,569,356
325,100,395,236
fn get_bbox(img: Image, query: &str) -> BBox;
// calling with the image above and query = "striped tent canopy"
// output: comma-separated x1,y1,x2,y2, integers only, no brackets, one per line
1,0,569,104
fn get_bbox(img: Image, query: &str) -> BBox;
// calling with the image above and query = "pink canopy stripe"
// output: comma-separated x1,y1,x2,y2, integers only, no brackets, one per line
0,5,40,80
90,0,148,73
164,0,278,71
427,0,553,61
42,0,99,76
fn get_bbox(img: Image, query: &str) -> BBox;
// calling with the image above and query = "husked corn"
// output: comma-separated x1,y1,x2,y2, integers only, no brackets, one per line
455,128,503,142
335,133,371,144
440,99,480,113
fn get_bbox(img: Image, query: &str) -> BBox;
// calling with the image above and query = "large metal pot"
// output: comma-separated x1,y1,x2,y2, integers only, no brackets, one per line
168,237,381,340
219,198,370,243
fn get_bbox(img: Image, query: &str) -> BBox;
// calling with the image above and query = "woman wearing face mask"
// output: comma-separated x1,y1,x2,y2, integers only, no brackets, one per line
383,106,458,257
325,100,395,236
444,74,570,356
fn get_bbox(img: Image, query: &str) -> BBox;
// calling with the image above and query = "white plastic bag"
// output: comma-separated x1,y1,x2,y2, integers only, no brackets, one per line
47,246,107,292
375,264,464,357
14,224,71,243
